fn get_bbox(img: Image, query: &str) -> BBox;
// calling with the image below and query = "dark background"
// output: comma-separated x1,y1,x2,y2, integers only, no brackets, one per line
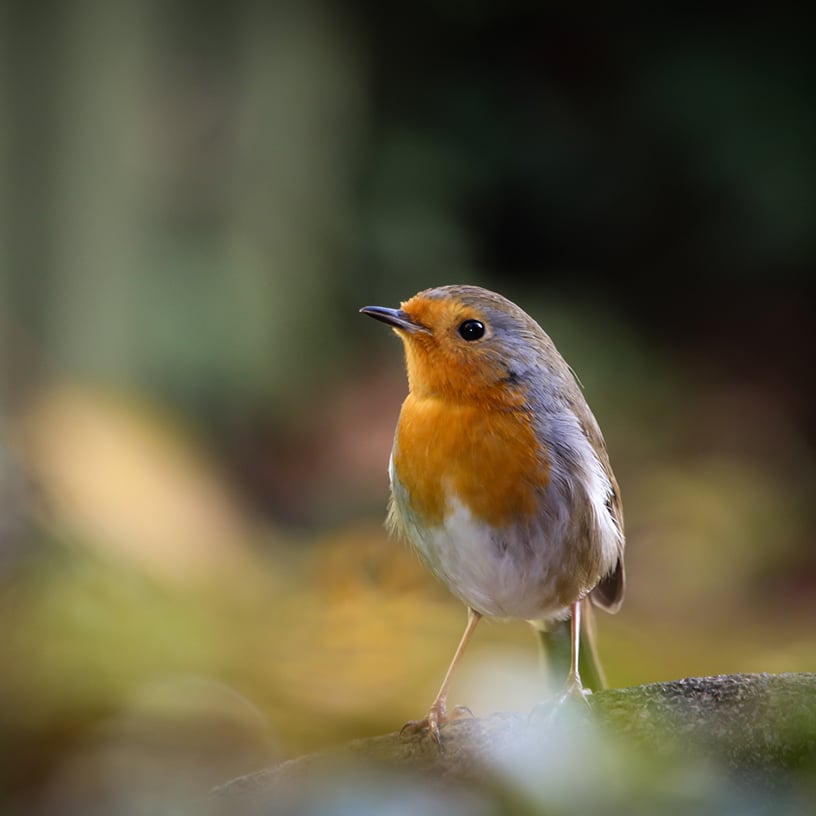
1,3,814,811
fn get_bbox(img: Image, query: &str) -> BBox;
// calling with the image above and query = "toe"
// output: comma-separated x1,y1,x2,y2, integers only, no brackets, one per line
400,699,473,746
559,678,592,709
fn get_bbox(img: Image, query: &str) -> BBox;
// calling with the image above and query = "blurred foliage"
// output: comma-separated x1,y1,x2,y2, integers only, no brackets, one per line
1,2,815,812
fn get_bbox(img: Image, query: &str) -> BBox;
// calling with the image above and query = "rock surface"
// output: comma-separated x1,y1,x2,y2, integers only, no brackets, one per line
212,673,816,813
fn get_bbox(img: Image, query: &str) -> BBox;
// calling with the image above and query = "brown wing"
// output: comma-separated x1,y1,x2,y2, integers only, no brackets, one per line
526,322,626,616
570,391,626,614
590,455,625,613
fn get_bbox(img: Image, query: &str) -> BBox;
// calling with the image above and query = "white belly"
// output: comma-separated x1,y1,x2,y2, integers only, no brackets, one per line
388,455,620,622
422,498,575,619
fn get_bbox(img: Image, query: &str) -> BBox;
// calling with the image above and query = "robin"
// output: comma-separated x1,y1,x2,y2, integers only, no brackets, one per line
360,285,624,743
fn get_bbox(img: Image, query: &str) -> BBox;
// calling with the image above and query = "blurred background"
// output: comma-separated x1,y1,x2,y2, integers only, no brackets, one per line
1,2,815,812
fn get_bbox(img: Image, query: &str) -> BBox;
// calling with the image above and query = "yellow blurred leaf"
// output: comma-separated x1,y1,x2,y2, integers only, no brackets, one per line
21,385,254,585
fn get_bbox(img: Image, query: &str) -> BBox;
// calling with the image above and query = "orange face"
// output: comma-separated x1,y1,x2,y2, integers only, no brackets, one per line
395,291,526,409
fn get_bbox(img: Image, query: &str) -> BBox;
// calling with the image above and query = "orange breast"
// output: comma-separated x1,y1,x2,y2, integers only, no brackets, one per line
393,394,549,528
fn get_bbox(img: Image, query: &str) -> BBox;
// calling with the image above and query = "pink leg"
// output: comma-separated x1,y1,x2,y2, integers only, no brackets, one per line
402,607,481,744
560,600,590,704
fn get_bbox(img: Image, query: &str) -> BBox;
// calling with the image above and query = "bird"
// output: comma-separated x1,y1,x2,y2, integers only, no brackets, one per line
360,285,624,743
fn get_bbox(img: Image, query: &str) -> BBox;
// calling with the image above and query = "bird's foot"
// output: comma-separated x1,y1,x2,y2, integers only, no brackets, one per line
557,674,593,709
529,673,592,725
400,702,474,746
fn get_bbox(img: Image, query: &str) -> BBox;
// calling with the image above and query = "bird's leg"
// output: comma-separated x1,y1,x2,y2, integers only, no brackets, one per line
528,600,594,725
559,599,591,706
401,608,481,745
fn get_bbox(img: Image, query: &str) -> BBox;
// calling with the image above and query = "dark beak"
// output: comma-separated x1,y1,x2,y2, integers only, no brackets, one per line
359,306,431,334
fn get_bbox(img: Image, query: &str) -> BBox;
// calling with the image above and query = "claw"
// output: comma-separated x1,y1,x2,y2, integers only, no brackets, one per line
528,672,592,725
399,609,481,747
399,701,474,747
558,676,592,709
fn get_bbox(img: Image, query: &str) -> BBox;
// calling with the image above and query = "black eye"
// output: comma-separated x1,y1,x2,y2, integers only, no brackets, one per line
458,319,485,341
